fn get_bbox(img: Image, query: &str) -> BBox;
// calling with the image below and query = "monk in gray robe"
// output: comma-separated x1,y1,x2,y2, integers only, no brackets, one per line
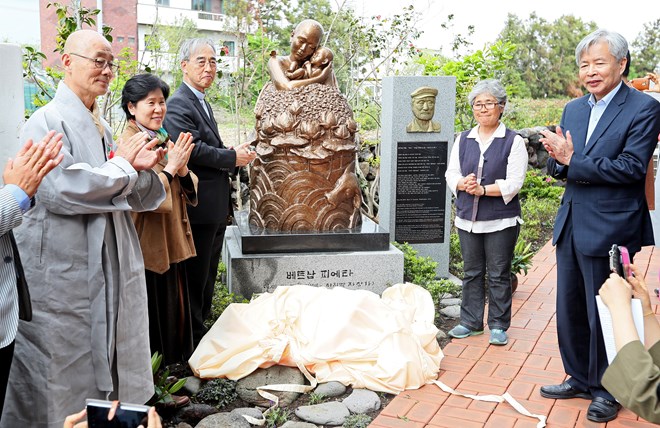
1,30,166,428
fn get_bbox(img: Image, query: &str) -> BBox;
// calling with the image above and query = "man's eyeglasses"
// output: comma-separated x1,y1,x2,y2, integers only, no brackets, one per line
193,59,218,69
70,53,119,73
472,102,501,111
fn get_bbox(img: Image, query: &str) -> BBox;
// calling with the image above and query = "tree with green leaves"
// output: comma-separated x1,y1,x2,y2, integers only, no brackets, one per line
631,18,660,75
497,13,596,98
416,40,517,131
24,1,113,111
48,1,113,54
144,15,201,85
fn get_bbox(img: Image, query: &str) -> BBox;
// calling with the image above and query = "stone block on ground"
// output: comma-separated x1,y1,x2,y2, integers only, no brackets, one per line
314,381,346,398
195,412,251,428
229,407,265,423
281,422,319,428
294,401,350,426
440,305,461,318
236,366,306,407
342,389,381,413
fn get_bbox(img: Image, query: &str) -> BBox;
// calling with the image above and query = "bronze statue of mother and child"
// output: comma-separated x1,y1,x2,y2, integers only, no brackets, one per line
249,19,362,233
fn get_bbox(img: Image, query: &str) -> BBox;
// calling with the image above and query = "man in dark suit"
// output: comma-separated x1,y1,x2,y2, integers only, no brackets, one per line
0,131,63,418
164,38,256,346
539,29,660,423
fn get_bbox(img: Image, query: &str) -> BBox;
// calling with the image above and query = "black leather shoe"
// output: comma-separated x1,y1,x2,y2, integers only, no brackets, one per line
540,381,591,399
587,397,620,422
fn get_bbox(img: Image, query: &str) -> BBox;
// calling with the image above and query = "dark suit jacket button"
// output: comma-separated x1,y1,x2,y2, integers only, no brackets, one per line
4,256,12,263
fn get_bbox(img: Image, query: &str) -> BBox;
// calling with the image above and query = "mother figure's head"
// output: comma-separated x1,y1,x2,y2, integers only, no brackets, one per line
468,79,507,123
289,19,324,63
121,73,170,131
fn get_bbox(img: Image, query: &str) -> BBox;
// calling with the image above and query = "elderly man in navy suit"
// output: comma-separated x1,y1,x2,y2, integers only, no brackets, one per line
539,29,660,423
0,131,63,419
164,38,256,347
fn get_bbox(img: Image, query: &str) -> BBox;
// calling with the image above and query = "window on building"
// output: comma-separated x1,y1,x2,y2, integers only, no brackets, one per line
128,37,136,44
192,0,212,12
156,0,170,5
117,36,124,43
222,41,235,56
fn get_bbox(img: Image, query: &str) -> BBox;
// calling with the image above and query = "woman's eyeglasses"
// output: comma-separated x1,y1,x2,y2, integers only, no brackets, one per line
472,102,501,111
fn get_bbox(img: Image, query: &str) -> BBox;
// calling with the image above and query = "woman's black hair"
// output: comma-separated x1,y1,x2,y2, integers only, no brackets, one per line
121,73,170,120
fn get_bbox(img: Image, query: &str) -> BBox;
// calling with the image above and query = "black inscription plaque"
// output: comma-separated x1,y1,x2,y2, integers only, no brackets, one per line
395,141,447,244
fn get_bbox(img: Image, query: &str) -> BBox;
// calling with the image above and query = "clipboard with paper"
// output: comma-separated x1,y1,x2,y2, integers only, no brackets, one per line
596,296,645,364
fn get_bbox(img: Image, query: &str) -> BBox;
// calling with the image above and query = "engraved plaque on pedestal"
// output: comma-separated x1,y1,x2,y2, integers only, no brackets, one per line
394,141,447,244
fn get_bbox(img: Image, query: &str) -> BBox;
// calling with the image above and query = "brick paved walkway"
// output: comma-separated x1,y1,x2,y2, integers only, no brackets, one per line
372,241,660,428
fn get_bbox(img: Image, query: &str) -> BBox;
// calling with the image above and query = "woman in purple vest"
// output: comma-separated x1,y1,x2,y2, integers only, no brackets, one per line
445,79,528,346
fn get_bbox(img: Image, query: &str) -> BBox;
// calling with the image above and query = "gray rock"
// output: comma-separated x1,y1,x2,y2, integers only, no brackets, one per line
236,366,306,407
295,401,350,426
436,330,447,341
281,422,319,428
181,376,203,395
229,407,265,423
342,389,381,414
517,126,548,139
175,403,219,425
439,305,461,319
446,273,462,286
438,298,461,306
195,412,252,428
314,381,346,397
174,423,193,428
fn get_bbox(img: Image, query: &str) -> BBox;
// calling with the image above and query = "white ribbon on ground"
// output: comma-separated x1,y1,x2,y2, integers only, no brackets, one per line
433,380,547,428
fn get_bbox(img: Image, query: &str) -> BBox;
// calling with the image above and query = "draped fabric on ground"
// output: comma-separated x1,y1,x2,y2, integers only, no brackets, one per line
188,283,444,394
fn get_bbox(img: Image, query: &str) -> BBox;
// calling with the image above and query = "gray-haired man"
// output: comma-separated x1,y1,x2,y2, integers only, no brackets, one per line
163,38,255,347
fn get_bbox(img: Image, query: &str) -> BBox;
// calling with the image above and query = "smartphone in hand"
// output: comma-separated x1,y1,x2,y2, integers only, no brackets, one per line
609,244,631,278
86,399,149,428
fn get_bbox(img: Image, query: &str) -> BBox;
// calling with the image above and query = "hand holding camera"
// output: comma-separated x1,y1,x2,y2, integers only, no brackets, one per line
63,399,161,428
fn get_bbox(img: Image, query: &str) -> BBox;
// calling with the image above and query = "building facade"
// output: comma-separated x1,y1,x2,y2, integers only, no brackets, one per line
39,0,138,67
39,0,240,73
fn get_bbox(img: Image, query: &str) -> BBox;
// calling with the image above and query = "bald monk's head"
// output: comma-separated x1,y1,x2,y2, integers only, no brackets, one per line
62,30,115,108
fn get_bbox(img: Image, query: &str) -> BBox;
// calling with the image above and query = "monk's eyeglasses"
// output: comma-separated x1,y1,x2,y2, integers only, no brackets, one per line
70,53,119,73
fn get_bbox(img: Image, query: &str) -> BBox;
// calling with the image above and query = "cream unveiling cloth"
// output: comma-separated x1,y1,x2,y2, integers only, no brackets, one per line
189,283,444,394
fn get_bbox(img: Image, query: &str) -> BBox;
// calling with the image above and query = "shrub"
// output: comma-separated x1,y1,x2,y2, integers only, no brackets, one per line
194,379,238,409
307,392,326,405
511,240,534,276
426,279,462,303
505,98,566,129
205,262,248,328
519,196,560,250
392,241,437,285
264,407,290,428
519,170,564,201
149,352,187,406
449,231,463,279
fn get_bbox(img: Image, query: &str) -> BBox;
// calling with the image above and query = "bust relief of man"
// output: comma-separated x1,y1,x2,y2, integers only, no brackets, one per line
406,86,441,133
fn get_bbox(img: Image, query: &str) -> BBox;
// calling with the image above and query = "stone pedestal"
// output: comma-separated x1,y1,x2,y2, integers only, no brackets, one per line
233,210,390,254
223,225,404,299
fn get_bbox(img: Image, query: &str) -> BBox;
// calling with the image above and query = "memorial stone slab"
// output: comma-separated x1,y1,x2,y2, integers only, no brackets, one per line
379,76,456,277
